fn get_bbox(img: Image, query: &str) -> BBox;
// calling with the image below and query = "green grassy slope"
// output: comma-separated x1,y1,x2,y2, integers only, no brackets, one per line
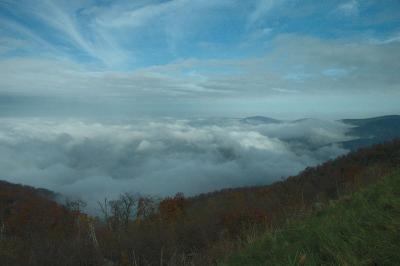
221,170,400,266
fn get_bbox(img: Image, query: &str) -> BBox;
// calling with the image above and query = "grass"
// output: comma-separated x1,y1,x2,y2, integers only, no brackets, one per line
221,171,400,266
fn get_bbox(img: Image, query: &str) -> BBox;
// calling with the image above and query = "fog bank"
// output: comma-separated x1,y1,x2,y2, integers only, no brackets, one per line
0,117,352,211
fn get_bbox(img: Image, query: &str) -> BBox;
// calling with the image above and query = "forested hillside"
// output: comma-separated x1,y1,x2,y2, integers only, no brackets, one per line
1,139,400,265
0,180,101,265
222,170,400,265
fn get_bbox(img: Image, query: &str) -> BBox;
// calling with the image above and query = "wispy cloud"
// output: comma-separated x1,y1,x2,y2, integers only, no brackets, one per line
1,34,399,103
0,0,399,117
0,0,131,66
94,0,181,28
0,17,60,55
247,0,283,27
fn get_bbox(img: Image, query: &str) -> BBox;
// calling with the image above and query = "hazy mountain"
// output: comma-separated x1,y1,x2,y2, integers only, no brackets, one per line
340,115,400,150
240,116,282,125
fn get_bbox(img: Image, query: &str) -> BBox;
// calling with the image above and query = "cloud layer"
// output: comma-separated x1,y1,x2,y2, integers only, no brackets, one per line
0,117,351,211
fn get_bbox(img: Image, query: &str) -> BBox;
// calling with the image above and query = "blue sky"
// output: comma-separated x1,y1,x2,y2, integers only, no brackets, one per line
0,0,400,119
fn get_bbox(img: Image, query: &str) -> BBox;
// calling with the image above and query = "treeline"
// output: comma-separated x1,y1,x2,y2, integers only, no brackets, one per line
1,139,400,265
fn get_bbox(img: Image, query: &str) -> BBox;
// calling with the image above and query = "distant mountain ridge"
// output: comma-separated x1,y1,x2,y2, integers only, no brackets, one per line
240,116,282,124
340,115,400,150
341,115,400,126
241,115,400,150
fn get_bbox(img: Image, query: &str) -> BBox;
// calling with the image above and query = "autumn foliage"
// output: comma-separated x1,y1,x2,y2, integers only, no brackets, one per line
0,182,101,265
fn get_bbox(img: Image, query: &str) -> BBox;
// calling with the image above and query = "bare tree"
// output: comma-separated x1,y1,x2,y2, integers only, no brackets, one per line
98,198,111,230
119,192,137,227
100,193,137,231
65,198,87,213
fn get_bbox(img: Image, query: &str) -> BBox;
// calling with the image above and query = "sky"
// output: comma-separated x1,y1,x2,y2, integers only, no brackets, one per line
0,0,399,119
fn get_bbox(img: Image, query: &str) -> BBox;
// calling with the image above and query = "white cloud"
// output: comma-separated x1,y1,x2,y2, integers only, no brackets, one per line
0,117,351,211
1,34,399,102
90,0,235,54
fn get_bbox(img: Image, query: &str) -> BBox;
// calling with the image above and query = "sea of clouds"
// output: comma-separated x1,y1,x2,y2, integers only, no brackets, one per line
0,117,353,211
